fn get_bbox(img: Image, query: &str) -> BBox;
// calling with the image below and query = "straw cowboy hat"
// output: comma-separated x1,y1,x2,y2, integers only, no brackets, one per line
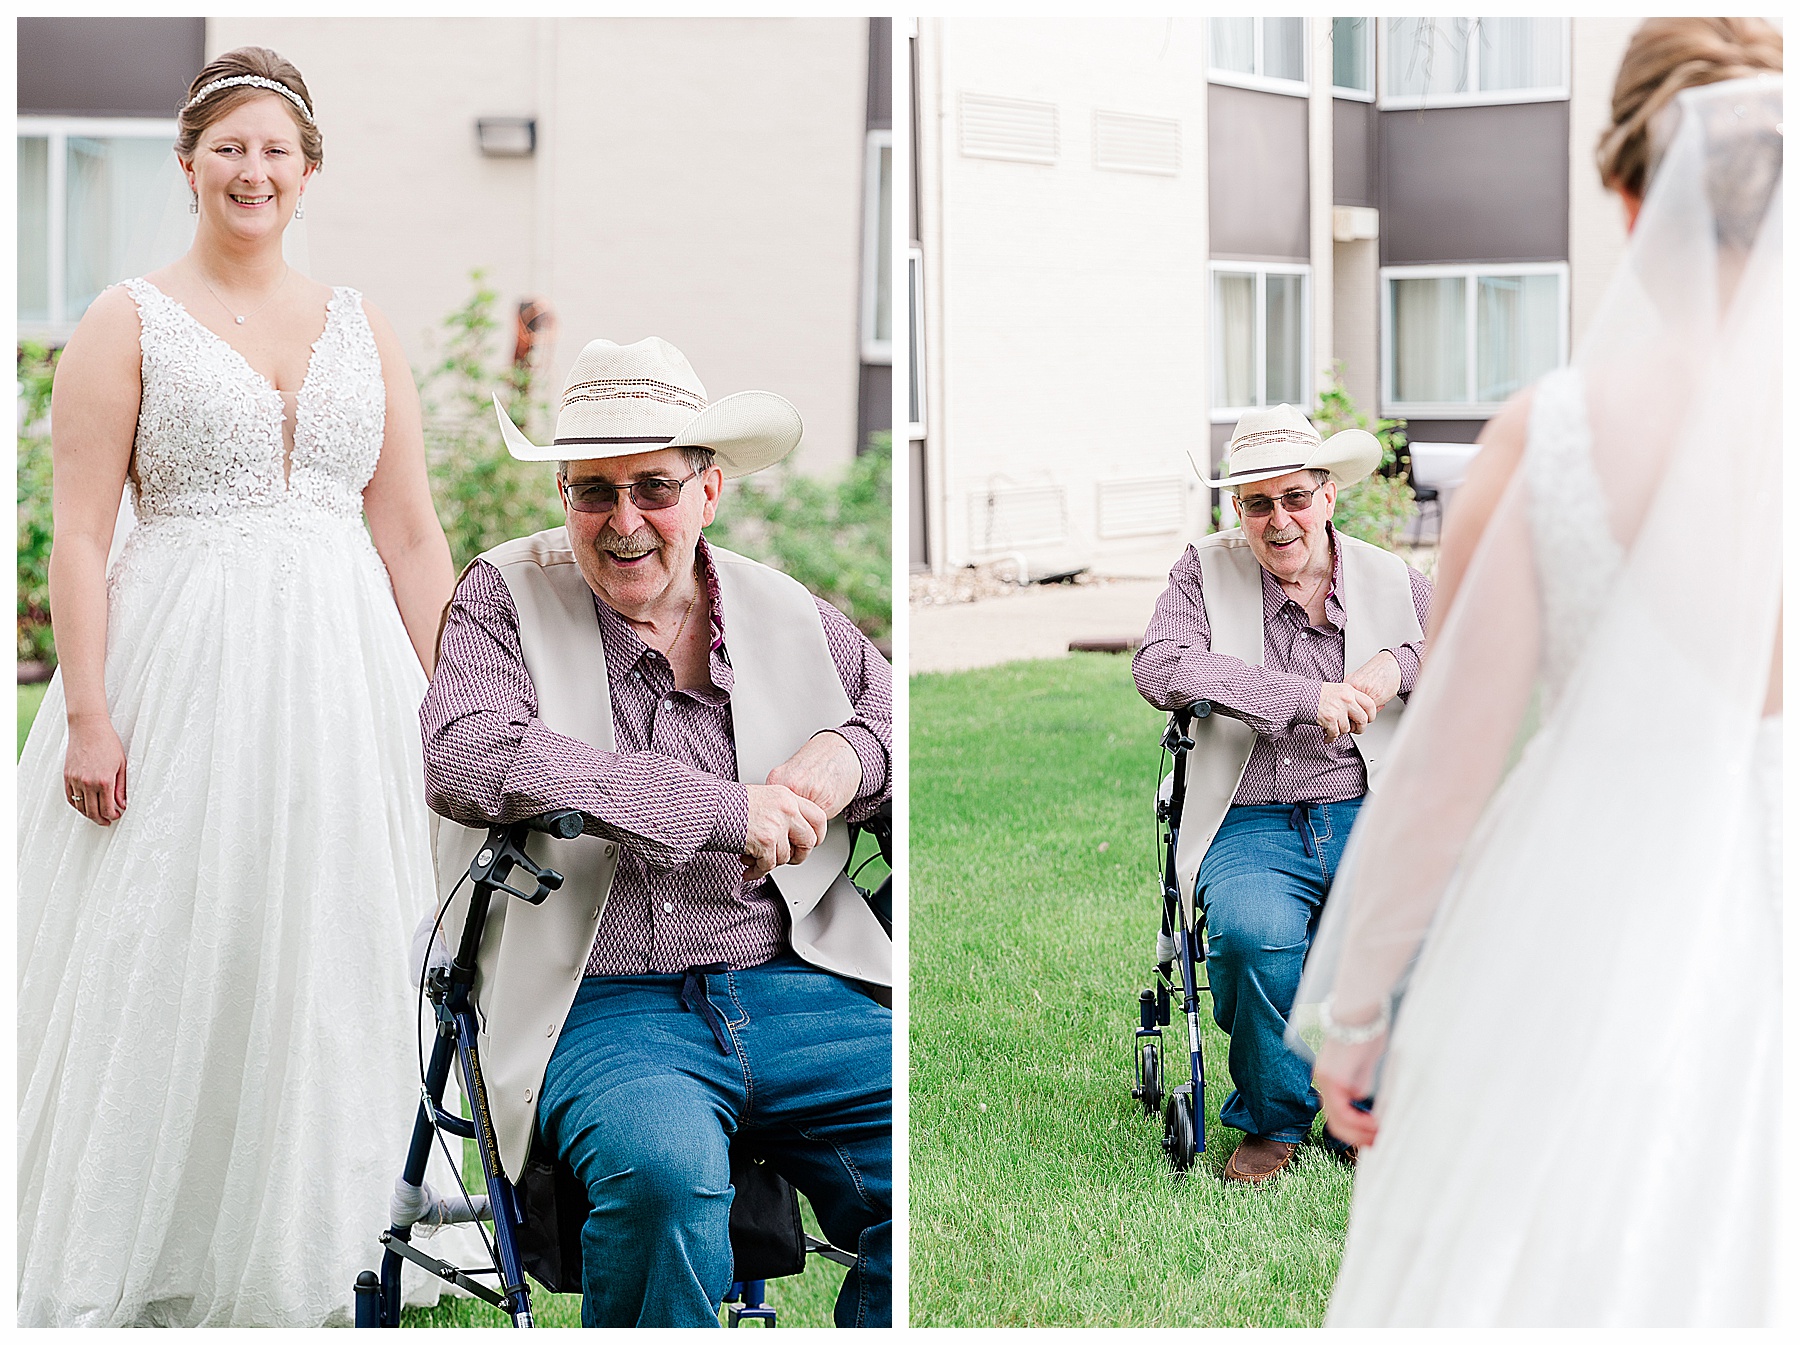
1193,404,1382,490
493,336,803,477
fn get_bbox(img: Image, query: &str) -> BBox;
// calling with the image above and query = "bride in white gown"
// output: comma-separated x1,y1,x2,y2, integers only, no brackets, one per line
17,47,472,1326
1288,19,1783,1328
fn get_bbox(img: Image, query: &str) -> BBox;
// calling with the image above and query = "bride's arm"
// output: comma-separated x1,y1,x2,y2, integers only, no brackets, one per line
47,286,142,825
361,300,455,676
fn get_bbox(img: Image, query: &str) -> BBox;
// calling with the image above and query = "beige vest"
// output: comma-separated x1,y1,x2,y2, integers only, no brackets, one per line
434,528,891,1180
1172,528,1423,920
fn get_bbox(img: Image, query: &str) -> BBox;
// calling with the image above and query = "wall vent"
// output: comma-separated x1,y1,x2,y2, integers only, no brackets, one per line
968,485,1068,551
1097,476,1186,539
1093,110,1181,176
960,92,1059,165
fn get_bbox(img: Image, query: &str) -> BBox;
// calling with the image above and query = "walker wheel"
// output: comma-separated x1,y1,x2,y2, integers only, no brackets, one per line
1134,1040,1163,1116
1162,1090,1197,1172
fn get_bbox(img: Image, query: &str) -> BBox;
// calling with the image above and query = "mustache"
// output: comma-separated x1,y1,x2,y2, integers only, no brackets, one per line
1263,526,1303,545
596,527,658,558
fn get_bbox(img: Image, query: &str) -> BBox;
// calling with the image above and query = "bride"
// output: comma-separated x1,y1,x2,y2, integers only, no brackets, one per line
17,47,468,1326
1289,18,1783,1327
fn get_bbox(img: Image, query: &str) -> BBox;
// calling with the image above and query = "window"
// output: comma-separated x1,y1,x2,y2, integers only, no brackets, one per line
1211,262,1310,418
906,246,926,440
1331,18,1374,100
1380,18,1568,108
861,129,893,365
1382,264,1567,415
1208,17,1309,97
20,117,179,335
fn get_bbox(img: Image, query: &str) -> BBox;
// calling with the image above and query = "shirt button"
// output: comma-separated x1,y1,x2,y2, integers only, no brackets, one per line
662,901,673,914
662,697,674,709
1283,757,1292,766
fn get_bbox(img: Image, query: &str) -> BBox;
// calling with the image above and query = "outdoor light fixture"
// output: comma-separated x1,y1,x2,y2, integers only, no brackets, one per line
476,117,536,157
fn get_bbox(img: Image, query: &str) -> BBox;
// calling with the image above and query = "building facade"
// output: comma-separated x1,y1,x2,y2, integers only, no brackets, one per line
18,16,891,473
910,16,1637,574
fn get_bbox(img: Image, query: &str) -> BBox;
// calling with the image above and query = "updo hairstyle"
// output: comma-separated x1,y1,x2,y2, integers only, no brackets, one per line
175,47,324,169
1596,18,1780,199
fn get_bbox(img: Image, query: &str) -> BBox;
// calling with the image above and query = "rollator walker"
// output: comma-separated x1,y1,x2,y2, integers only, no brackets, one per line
1130,702,1214,1173
355,805,890,1327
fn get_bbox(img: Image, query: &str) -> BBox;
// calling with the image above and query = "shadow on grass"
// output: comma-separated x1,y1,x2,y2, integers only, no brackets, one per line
910,653,1352,1327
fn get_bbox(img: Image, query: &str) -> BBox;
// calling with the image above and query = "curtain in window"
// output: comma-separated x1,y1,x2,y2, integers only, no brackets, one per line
871,142,892,345
907,252,924,429
1476,273,1559,402
1262,18,1306,82
1215,271,1256,408
1332,17,1372,93
1385,17,1470,98
65,136,173,319
1209,19,1255,75
1265,273,1305,406
19,137,50,324
1477,17,1561,93
1392,276,1465,403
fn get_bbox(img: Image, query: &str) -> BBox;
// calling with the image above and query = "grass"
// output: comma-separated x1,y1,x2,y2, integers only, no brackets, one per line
20,681,47,756
909,653,1352,1327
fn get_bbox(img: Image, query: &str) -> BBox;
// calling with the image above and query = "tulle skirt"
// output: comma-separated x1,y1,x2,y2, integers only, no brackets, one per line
17,507,477,1326
1326,718,1782,1325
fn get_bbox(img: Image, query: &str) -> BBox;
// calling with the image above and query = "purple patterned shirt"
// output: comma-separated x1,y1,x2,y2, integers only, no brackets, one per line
420,538,892,975
1133,525,1432,806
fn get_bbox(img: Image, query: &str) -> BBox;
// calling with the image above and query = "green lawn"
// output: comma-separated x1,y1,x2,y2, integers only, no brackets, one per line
909,654,1352,1327
20,681,48,756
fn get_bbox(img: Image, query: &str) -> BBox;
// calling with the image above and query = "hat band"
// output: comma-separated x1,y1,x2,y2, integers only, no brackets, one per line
1218,460,1307,482
552,435,677,446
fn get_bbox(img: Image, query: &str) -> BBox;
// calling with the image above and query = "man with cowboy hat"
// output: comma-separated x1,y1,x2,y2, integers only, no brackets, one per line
1133,404,1431,1186
418,336,891,1326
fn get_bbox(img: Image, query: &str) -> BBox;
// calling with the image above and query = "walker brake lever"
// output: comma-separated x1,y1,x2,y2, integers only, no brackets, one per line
468,811,584,905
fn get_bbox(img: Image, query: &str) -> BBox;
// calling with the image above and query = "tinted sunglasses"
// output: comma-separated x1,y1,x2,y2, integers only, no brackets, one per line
1236,484,1324,519
561,468,699,515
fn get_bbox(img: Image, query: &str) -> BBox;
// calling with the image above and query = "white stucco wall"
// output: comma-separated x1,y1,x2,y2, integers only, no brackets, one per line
206,17,869,472
919,18,1211,578
1568,18,1640,354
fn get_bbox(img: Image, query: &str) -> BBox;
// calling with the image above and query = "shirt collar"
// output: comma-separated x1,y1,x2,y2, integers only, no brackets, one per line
591,535,732,689
1260,523,1345,626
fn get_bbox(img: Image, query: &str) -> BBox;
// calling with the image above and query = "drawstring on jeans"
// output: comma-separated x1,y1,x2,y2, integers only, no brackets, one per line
1287,802,1318,859
680,963,733,1055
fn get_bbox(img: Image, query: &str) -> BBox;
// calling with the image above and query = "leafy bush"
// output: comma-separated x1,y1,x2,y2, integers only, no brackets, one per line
17,342,59,665
1313,366,1416,550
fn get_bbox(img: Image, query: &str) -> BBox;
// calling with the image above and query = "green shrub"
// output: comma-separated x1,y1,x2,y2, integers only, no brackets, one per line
17,342,58,665
1313,367,1416,550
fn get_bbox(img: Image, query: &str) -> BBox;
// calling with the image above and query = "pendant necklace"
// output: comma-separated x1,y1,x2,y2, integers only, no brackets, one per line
198,263,290,325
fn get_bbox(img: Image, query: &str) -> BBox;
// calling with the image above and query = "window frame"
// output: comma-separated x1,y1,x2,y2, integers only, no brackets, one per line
19,114,180,338
1378,17,1570,110
906,245,926,441
1206,17,1311,100
1209,259,1312,422
1379,261,1570,419
1330,17,1376,102
860,128,894,366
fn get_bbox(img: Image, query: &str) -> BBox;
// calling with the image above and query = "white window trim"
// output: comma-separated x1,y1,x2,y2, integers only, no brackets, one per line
19,115,179,335
1209,259,1312,422
1378,18,1570,110
1330,17,1376,102
1380,261,1569,419
1207,19,1310,100
906,246,926,442
860,128,893,366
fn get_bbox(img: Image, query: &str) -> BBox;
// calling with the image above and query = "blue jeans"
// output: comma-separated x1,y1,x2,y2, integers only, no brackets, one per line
536,952,892,1327
1196,799,1362,1143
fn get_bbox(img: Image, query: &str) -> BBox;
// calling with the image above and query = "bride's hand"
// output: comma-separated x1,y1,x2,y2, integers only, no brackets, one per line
64,712,129,825
1315,1036,1383,1148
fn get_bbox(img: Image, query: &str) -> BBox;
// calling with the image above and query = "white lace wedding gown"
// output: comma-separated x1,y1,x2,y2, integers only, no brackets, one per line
1325,369,1781,1325
17,279,474,1326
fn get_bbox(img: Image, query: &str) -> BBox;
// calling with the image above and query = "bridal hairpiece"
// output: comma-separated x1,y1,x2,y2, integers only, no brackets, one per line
183,75,313,124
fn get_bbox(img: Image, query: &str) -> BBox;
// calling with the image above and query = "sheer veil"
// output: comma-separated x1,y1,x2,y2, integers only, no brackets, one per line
1288,76,1782,1075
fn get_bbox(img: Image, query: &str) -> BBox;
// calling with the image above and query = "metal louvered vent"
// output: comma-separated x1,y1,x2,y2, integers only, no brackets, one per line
1093,110,1181,176
960,92,1059,165
968,485,1068,551
1097,477,1186,539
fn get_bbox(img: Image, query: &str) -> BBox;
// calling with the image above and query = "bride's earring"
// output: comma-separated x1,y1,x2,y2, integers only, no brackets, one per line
189,192,198,215
294,196,305,220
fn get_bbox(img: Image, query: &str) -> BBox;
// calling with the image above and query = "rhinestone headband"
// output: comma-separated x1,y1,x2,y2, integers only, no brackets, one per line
183,75,313,124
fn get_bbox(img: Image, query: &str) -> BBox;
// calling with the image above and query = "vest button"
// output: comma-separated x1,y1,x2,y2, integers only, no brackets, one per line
523,1088,533,1102
547,1024,556,1037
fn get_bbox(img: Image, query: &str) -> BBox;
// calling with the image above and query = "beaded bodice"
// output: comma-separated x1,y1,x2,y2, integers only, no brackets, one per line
1522,367,1625,704
122,278,384,522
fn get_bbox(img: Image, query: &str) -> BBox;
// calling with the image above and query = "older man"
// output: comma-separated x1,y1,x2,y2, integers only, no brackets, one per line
419,337,891,1326
1133,404,1430,1186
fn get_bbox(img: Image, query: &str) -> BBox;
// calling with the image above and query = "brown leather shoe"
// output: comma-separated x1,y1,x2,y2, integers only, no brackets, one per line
1222,1135,1299,1185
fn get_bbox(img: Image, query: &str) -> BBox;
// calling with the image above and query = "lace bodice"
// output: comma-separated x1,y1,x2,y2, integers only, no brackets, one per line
122,278,385,522
1523,367,1625,702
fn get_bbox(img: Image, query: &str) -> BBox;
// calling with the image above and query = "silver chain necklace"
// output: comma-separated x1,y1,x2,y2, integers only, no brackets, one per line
197,264,290,326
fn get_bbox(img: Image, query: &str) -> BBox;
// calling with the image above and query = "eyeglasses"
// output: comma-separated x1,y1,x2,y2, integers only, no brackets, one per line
561,468,699,515
1235,484,1325,519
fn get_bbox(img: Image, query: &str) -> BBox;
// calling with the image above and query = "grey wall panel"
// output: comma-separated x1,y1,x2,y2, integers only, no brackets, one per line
857,361,890,452
1208,83,1308,262
867,18,891,132
1380,100,1569,265
19,18,204,117
1333,97,1376,207
1401,418,1483,444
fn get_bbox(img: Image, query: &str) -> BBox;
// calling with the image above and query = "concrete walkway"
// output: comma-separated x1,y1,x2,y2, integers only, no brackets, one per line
908,579,1165,675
